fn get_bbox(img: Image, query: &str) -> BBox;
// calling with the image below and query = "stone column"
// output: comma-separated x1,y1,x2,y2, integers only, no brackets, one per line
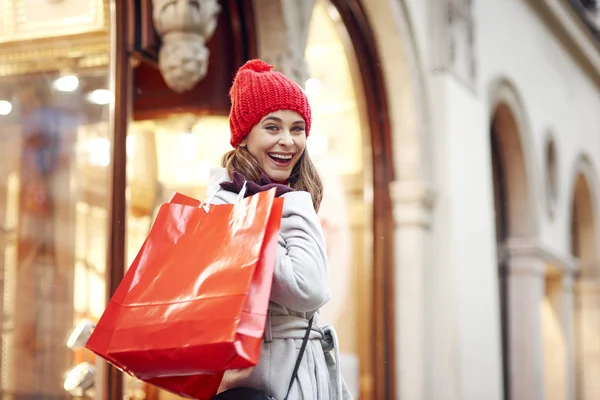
252,0,315,85
390,180,435,400
574,276,600,400
505,248,545,400
562,273,576,400
543,273,575,400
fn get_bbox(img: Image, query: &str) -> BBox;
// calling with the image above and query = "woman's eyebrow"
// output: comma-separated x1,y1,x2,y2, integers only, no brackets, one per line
261,116,282,123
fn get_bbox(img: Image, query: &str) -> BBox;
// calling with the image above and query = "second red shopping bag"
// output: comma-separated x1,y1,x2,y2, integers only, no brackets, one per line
86,188,283,381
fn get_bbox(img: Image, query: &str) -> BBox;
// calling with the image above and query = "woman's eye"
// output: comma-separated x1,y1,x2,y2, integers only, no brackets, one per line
292,126,305,132
266,125,278,131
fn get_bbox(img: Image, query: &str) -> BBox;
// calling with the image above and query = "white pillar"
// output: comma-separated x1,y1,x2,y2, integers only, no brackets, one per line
562,274,576,400
505,252,545,400
543,273,575,400
390,180,434,400
574,277,600,400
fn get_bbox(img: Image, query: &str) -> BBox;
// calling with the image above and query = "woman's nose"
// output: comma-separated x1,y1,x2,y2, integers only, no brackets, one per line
279,131,294,146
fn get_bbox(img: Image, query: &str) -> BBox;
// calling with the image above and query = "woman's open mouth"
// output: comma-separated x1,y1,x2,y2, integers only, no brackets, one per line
268,152,294,167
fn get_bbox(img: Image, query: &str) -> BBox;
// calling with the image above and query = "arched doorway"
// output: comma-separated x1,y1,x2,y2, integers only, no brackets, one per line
303,1,371,398
306,0,397,398
491,82,577,400
570,162,600,400
491,103,531,400
123,0,397,398
490,88,539,400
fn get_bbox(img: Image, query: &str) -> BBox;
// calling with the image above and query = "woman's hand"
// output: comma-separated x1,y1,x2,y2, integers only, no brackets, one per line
220,170,295,198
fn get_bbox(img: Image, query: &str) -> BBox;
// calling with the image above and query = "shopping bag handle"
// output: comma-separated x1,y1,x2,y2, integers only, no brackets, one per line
199,180,247,213
199,190,216,213
236,180,248,202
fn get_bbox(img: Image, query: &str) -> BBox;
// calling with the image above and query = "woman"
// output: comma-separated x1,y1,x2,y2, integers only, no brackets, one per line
208,59,352,400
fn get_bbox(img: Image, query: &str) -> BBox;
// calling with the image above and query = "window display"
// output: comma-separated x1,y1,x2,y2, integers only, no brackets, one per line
0,70,112,398
0,0,112,397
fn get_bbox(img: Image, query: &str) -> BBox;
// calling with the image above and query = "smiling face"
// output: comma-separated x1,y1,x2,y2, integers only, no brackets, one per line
241,109,307,182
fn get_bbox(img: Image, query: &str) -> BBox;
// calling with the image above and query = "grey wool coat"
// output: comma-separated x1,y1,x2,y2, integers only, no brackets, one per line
207,168,352,400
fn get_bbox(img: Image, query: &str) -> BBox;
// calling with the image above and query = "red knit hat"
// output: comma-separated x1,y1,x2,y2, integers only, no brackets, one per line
229,59,312,148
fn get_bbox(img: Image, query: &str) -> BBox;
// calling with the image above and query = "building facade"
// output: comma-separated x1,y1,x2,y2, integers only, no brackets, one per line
0,0,598,399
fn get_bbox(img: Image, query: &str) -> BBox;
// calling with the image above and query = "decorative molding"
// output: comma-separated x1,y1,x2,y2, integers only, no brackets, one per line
500,237,579,275
566,0,600,41
0,43,109,77
1,0,107,42
389,180,436,228
152,0,221,93
431,0,477,90
0,0,110,76
524,0,600,88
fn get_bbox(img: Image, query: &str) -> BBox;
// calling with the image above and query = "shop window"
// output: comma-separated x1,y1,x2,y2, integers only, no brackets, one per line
0,70,113,397
0,0,112,397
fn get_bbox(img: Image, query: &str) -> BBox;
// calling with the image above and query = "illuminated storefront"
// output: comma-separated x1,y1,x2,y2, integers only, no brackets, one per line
0,0,113,397
0,0,399,398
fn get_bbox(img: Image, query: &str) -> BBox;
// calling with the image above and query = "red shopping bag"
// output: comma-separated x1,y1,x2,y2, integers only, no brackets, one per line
144,373,225,399
86,189,283,385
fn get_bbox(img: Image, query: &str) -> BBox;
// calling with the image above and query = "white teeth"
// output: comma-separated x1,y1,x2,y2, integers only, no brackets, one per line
269,153,292,160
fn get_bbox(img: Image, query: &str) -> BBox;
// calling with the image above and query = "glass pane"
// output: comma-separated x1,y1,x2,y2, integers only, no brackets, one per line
0,0,112,397
0,71,112,399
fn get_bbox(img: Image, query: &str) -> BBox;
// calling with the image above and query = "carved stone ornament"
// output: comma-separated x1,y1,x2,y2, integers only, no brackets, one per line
431,0,476,89
152,0,221,93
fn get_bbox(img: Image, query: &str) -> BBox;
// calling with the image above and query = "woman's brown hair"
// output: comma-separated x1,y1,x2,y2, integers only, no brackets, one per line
221,147,323,212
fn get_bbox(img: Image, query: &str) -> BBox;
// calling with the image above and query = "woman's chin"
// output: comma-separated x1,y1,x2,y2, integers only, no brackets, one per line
264,170,291,183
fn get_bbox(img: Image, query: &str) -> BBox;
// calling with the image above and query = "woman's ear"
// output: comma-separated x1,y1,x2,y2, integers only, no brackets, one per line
239,139,247,148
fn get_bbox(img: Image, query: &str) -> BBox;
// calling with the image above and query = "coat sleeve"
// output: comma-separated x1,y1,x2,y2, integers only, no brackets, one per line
269,191,331,312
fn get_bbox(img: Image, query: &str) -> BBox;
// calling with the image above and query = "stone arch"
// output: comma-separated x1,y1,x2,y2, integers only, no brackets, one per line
334,1,434,399
489,77,539,238
251,0,433,183
569,154,600,276
488,77,539,400
360,0,432,182
251,1,433,399
569,154,600,400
